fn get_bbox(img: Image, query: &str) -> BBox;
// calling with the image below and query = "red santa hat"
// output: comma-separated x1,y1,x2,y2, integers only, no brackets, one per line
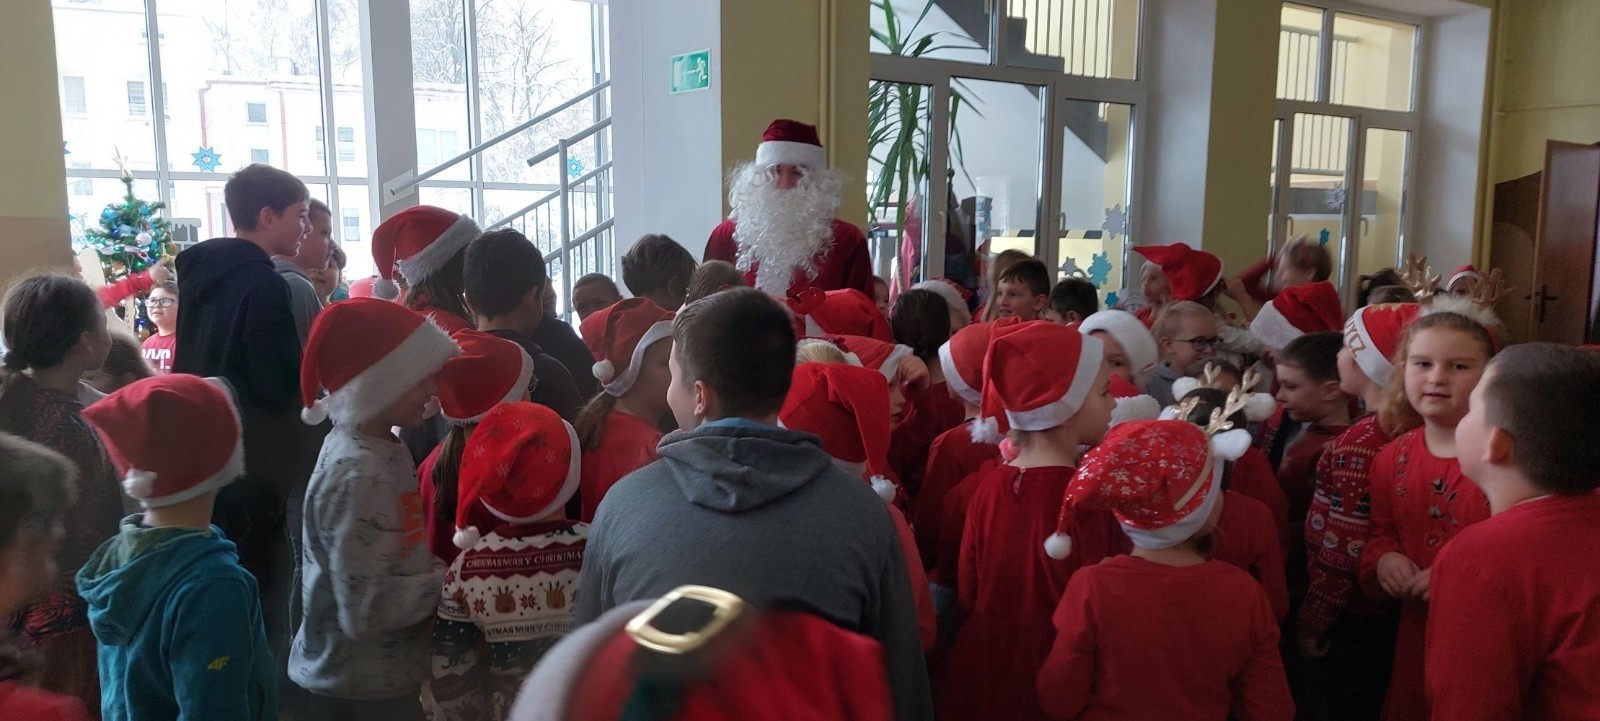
787,288,892,341
780,363,899,503
1133,242,1224,302
1078,309,1159,383
580,298,676,397
1344,302,1421,388
1106,374,1162,427
911,278,974,328
83,375,244,509
453,402,581,549
436,330,535,425
754,119,827,170
300,298,461,426
972,321,1105,444
369,205,480,300
827,334,915,387
1447,264,1481,291
938,317,1023,409
1044,418,1249,559
1249,280,1345,351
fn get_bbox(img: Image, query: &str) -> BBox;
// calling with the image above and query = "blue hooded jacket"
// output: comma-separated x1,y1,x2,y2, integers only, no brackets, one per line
75,518,276,721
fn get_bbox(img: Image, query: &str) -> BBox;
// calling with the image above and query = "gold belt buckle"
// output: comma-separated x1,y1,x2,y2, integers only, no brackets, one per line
625,585,749,656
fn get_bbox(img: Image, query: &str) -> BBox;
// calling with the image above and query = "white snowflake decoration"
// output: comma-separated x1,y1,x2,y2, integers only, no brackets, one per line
1102,204,1128,239
1325,183,1347,212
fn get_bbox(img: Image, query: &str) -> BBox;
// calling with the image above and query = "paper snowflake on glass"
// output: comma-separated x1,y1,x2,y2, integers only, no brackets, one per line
1059,256,1085,278
1102,203,1128,239
1325,183,1347,211
567,157,585,178
1106,291,1121,308
192,146,222,172
1088,252,1112,287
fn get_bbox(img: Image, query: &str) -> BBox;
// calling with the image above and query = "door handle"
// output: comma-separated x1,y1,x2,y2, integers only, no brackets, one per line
1534,284,1561,324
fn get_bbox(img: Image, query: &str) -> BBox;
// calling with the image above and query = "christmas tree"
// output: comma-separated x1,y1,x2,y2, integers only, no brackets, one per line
83,169,172,284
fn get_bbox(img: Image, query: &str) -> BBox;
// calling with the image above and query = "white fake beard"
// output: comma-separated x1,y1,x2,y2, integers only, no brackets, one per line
728,162,846,296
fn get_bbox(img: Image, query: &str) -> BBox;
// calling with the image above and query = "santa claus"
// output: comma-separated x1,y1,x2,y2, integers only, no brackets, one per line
704,119,873,298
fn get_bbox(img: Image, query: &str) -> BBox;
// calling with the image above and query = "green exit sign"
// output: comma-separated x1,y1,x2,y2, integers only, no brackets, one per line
670,49,711,94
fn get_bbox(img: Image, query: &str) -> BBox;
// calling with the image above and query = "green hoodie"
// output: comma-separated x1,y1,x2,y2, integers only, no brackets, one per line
75,516,276,721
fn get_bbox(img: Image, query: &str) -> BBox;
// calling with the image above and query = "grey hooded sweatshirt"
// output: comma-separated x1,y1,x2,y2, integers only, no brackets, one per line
576,420,934,720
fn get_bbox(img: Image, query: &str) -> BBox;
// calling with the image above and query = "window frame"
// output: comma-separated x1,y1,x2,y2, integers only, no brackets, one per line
126,80,147,117
246,101,268,124
62,76,87,115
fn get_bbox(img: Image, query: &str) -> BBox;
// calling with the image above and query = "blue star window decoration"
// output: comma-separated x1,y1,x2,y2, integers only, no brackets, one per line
63,141,71,156
192,146,222,172
566,157,585,178
1106,290,1121,308
1088,251,1112,287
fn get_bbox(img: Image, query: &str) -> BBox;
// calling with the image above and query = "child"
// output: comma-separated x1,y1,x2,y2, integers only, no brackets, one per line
419,330,534,563
990,258,1051,321
291,298,460,718
84,333,155,395
1426,343,1600,719
788,288,893,341
1357,304,1497,721
570,273,623,321
1172,368,1291,554
428,403,587,721
1136,243,1264,364
911,277,973,331
1247,280,1345,356
1135,258,1171,324
1036,419,1293,720
1147,301,1219,407
575,298,674,522
941,321,1117,721
1079,309,1160,389
1298,302,1419,720
370,205,480,333
980,249,1032,321
462,229,586,420
1270,331,1352,566
683,260,745,304
620,234,696,311
1185,357,1244,391
872,275,892,317
77,375,276,720
1043,277,1098,325
574,288,932,719
1444,264,1480,296
0,274,119,712
887,288,961,497
140,281,179,373
1229,234,1333,318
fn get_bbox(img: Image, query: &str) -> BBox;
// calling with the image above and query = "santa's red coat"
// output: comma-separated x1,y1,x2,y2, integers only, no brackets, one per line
704,218,874,297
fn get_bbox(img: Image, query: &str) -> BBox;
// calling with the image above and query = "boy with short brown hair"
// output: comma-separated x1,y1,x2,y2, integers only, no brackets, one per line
992,259,1051,321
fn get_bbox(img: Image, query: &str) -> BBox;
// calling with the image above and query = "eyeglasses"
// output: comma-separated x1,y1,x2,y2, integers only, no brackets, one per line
148,298,176,308
1171,336,1223,349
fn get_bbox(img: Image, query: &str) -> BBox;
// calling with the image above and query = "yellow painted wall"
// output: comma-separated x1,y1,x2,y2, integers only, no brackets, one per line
0,0,72,284
1486,0,1600,184
1201,0,1281,277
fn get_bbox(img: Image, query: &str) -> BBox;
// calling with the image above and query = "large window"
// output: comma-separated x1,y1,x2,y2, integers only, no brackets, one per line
62,76,87,114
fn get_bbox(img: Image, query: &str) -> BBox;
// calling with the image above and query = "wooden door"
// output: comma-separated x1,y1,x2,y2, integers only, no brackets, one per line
1490,171,1542,344
1531,141,1600,344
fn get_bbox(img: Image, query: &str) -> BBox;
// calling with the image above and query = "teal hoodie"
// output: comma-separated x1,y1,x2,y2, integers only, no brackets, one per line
75,516,276,721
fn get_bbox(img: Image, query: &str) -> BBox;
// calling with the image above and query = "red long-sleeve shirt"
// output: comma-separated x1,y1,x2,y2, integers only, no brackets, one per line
889,381,966,498
935,460,998,588
1300,414,1393,642
1037,556,1294,721
1230,446,1292,556
1237,254,1278,305
1209,491,1290,622
912,420,999,577
1426,492,1600,721
95,271,153,309
579,410,662,523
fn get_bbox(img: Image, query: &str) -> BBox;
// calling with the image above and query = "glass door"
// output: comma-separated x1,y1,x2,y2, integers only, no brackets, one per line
1054,98,1134,307
1354,127,1411,279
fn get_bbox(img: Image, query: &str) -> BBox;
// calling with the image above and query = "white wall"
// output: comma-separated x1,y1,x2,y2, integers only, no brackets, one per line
610,0,724,262
1141,0,1217,248
1412,7,1491,270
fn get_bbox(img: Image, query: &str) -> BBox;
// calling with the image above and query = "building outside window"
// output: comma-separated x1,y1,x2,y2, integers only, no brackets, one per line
126,80,146,117
63,76,86,114
246,101,268,124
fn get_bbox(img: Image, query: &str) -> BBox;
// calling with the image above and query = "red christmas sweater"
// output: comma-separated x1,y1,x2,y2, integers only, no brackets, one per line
911,419,999,575
1356,428,1490,721
1277,421,1348,553
1300,414,1393,642
1038,556,1294,721
703,218,873,297
888,381,966,498
579,411,662,523
1208,490,1290,622
943,465,1128,721
1426,492,1600,721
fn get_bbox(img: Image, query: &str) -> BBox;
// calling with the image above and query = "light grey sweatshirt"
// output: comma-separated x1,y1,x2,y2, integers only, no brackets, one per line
273,257,323,346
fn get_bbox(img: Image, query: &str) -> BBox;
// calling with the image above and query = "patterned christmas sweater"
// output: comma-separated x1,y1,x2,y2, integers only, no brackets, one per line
428,519,587,721
1299,414,1391,642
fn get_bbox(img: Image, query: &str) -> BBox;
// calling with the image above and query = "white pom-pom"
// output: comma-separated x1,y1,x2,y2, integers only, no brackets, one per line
373,277,400,301
1210,428,1252,462
870,475,898,504
121,469,157,498
1044,532,1074,560
1171,377,1202,400
452,526,482,550
1243,393,1276,423
1158,405,1183,421
301,402,329,425
592,359,616,383
1110,395,1161,426
969,416,1002,444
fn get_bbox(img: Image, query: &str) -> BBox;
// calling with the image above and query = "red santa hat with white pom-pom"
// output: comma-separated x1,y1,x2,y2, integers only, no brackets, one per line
83,374,244,509
1249,280,1345,351
971,321,1104,445
300,298,461,426
436,330,534,425
779,362,902,504
786,288,892,341
1344,302,1422,388
826,334,916,388
1446,264,1482,292
453,402,581,550
938,317,1023,412
911,278,974,328
1044,417,1250,560
369,205,480,300
580,298,676,397
755,119,827,170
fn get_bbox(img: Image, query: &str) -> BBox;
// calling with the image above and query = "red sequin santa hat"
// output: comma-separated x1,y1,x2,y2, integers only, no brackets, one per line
787,288,892,341
580,298,676,397
369,205,480,300
972,321,1105,444
827,334,915,387
911,278,974,328
1132,242,1224,302
938,317,1023,410
83,375,244,509
754,119,827,170
780,362,900,503
1345,302,1421,388
453,402,581,549
1044,418,1251,559
1249,280,1345,351
436,330,534,425
1447,264,1481,292
1078,309,1159,383
300,298,461,426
